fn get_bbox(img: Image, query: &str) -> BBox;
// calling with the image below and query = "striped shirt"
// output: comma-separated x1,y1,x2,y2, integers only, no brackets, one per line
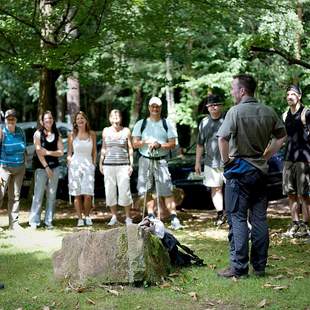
0,126,26,167
103,128,130,165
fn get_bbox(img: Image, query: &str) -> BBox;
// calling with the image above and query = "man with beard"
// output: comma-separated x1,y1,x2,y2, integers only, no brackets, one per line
282,85,310,238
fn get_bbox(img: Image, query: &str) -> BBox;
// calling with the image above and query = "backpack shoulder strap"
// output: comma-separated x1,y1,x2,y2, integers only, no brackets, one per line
282,110,288,123
301,107,309,127
140,118,147,134
162,118,168,132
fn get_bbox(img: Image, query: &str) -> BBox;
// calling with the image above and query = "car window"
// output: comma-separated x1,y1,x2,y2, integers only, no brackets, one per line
24,128,36,146
58,126,69,138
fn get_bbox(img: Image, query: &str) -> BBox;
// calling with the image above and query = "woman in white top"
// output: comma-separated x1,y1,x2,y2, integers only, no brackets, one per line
67,111,97,227
99,109,133,225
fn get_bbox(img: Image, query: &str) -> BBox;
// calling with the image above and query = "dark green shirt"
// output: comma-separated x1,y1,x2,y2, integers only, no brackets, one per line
217,97,286,173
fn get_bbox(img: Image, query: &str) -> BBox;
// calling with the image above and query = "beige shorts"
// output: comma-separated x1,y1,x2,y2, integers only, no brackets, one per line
203,165,224,187
103,165,133,207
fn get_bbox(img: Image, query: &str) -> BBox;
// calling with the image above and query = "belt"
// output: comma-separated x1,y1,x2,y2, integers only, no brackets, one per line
141,155,166,160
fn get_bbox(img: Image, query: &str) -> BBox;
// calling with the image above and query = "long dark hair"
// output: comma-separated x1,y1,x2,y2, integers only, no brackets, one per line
73,111,91,137
39,111,59,140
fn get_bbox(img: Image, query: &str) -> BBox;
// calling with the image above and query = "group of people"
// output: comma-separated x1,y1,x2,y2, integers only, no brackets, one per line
0,73,309,280
0,98,183,231
196,74,309,279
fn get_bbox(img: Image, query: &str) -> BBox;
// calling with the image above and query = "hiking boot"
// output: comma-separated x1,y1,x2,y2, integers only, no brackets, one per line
108,216,118,226
171,217,183,230
217,267,248,278
85,217,93,226
77,219,85,227
295,223,310,238
125,218,133,225
282,223,299,238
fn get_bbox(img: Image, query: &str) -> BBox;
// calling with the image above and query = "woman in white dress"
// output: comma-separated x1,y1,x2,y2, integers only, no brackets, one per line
67,111,97,227
99,109,133,225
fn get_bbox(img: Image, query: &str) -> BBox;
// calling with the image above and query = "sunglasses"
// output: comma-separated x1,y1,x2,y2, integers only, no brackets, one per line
206,103,222,107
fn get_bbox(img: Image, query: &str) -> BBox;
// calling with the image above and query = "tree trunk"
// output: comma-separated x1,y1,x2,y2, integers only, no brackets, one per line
129,84,143,128
66,75,80,123
38,67,60,119
165,49,176,126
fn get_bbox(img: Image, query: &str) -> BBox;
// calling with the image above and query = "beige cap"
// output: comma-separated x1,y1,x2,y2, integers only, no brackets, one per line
148,96,162,106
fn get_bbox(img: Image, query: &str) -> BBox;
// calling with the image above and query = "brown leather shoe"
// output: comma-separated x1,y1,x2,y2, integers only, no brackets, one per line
217,267,248,278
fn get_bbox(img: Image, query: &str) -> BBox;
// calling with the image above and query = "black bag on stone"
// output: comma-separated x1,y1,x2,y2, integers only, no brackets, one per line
161,232,204,267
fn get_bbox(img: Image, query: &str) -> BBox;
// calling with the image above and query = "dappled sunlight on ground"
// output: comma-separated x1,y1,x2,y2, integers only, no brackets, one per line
0,197,294,254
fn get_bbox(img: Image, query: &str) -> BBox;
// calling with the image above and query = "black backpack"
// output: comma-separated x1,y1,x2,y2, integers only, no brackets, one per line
161,232,205,267
140,118,168,134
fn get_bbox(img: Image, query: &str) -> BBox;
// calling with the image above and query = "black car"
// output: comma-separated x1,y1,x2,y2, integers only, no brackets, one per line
166,144,285,209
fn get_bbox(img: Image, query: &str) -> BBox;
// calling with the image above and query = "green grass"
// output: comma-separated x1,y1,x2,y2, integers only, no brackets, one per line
0,208,310,310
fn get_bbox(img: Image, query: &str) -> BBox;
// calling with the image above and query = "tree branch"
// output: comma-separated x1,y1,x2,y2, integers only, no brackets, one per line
250,46,310,69
0,6,57,47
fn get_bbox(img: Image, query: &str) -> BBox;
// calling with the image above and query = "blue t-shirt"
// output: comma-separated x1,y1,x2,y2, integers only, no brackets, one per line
132,118,177,157
0,126,26,167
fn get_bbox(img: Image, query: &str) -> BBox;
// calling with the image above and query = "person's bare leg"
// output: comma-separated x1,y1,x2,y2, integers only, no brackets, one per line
289,194,300,222
301,196,310,222
211,187,223,212
83,195,92,217
74,196,83,219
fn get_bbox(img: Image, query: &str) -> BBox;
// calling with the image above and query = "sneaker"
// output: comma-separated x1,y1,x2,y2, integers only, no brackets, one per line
214,213,226,226
295,223,310,238
282,223,299,238
85,217,93,226
217,267,248,278
108,216,118,226
125,218,133,225
45,224,54,230
77,219,85,227
29,223,38,230
171,217,183,230
10,223,24,231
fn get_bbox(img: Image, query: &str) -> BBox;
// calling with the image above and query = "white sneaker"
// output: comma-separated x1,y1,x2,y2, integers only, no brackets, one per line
10,223,24,231
125,218,133,225
108,216,118,226
29,223,38,230
77,219,85,227
85,217,93,226
171,217,183,230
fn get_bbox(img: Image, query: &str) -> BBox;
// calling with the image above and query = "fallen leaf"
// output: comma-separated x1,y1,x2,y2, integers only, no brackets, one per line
189,291,198,301
168,272,180,277
42,307,50,310
159,282,171,289
208,264,217,270
271,274,284,280
32,296,38,300
136,307,142,310
172,286,183,292
86,298,96,305
107,289,119,296
257,299,267,308
269,255,286,261
273,285,288,290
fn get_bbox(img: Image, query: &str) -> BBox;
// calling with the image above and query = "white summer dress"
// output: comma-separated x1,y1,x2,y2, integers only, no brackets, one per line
68,137,95,196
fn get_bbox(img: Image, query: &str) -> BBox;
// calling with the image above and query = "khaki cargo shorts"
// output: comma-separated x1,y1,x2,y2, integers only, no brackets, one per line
283,161,310,196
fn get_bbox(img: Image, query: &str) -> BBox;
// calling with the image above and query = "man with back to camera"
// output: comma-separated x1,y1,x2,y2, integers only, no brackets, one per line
217,74,286,278
132,96,182,230
195,94,226,226
282,85,310,238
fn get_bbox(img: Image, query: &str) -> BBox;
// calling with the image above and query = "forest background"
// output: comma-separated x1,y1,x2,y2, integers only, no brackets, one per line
0,0,309,147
